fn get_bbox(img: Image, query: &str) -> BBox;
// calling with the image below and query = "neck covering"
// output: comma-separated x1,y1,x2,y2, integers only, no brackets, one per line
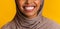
14,5,44,29
12,0,44,28
1,0,60,29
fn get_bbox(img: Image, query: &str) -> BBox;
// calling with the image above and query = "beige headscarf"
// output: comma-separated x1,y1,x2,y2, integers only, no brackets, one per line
12,0,46,29
1,0,60,29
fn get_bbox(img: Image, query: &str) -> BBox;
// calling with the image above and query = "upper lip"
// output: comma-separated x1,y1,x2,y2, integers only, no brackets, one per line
23,6,35,10
23,4,36,7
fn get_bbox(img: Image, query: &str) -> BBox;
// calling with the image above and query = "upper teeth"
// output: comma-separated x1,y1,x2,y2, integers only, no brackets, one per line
25,7,34,10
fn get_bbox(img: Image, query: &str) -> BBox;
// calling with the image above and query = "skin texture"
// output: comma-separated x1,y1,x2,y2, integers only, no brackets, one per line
16,0,42,18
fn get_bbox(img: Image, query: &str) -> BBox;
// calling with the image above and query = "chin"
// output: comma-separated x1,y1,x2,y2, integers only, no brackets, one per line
25,13,35,17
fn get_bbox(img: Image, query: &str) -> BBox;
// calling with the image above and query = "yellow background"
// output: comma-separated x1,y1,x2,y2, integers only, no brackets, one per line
0,0,60,28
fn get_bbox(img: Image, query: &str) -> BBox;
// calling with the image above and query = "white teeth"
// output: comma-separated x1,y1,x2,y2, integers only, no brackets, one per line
25,7,34,10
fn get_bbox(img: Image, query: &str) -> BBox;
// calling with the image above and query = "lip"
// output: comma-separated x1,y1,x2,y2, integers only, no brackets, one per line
23,4,36,7
23,5,36,12
23,6,35,12
23,5,35,9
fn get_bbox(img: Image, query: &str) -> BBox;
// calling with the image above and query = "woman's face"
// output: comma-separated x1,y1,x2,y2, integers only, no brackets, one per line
16,0,42,18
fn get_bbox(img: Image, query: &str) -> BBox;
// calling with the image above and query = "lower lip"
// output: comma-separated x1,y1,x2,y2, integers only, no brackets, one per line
24,9,34,12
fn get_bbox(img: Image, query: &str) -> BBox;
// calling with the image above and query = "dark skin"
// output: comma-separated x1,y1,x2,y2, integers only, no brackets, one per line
16,0,42,19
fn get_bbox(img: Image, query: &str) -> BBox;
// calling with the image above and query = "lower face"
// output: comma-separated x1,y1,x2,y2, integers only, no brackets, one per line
16,0,41,18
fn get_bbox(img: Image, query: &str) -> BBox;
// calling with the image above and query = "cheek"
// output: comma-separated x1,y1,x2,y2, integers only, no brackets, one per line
34,0,41,12
34,0,41,8
17,0,25,11
18,0,24,7
34,0,41,4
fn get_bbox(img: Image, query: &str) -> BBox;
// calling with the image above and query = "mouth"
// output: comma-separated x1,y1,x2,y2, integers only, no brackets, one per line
23,5,36,12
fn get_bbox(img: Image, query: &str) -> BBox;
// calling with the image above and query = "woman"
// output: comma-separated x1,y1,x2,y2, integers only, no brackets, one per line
1,0,60,29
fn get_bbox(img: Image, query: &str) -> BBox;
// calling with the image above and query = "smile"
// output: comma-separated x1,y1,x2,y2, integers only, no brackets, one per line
23,5,36,12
